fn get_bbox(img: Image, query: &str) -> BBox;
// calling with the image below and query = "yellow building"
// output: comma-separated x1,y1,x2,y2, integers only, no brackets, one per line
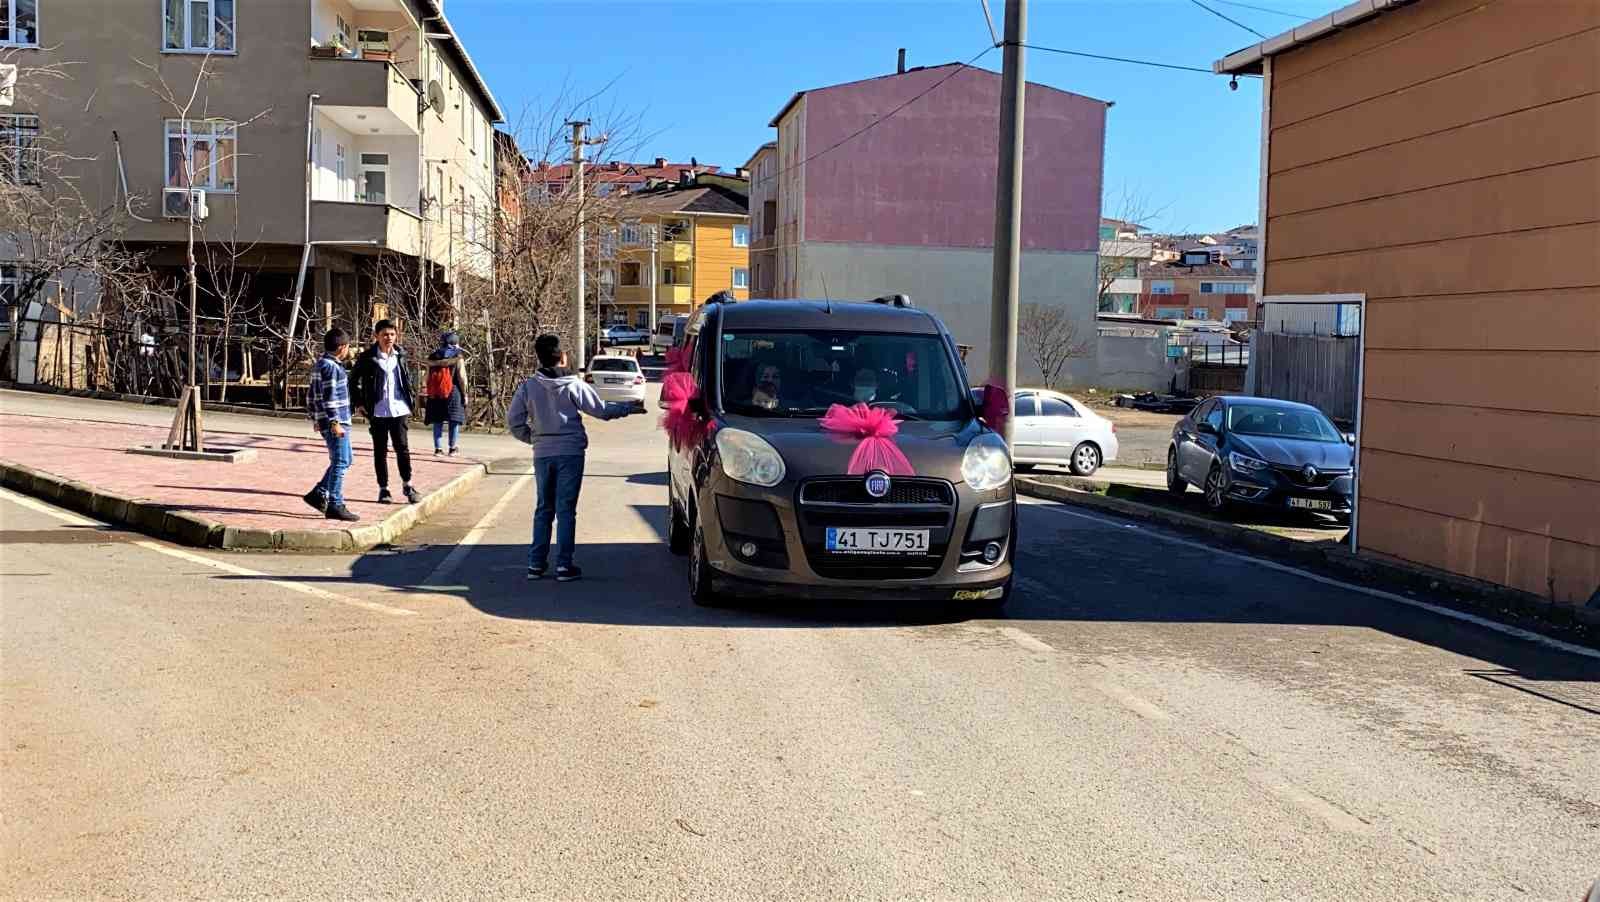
607,184,750,328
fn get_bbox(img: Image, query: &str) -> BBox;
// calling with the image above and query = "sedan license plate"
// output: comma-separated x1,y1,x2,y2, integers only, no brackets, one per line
826,527,929,554
1288,497,1334,511
604,377,627,384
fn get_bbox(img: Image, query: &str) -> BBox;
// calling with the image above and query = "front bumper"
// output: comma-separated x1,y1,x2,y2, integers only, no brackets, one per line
698,473,1015,600
1223,465,1353,512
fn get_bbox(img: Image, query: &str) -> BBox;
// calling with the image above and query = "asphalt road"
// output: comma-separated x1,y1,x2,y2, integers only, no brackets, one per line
2,392,1597,900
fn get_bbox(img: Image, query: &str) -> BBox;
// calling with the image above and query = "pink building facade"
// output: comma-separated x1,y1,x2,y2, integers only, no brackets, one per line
763,64,1108,383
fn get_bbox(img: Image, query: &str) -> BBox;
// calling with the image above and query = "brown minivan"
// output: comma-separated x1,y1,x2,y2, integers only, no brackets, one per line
665,296,1016,609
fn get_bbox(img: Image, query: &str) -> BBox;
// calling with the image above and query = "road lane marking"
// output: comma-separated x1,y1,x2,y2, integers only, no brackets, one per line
1020,498,1600,662
998,626,1054,653
421,473,532,588
0,488,415,618
1092,681,1171,721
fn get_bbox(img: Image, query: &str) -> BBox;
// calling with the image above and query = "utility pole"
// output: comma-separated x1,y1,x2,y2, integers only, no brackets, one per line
566,120,607,370
987,0,1027,449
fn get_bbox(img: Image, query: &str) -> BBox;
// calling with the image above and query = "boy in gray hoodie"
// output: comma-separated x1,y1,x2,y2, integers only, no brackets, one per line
507,334,639,581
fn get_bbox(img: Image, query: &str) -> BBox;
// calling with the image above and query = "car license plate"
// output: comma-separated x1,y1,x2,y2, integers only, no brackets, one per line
1288,497,1334,511
604,377,626,384
825,527,929,553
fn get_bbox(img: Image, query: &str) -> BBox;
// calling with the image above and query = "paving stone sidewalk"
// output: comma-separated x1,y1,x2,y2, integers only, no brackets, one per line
0,413,483,539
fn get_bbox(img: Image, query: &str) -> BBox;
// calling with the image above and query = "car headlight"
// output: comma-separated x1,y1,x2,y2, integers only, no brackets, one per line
1229,451,1269,473
962,432,1012,491
716,428,786,487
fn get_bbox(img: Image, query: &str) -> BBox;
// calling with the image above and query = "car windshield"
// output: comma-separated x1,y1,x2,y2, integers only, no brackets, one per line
720,330,968,421
590,358,637,373
1226,403,1342,442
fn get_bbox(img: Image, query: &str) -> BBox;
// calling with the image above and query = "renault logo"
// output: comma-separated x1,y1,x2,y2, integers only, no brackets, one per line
1302,464,1318,481
864,471,891,499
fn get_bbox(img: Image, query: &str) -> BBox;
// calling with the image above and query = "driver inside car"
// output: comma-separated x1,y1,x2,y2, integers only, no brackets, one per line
751,363,782,411
852,368,879,403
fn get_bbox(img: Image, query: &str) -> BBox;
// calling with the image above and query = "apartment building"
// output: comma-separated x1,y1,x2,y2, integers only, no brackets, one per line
1099,218,1154,314
1136,261,1256,322
759,61,1108,384
745,142,777,298
604,182,750,328
3,0,502,345
1216,0,1599,608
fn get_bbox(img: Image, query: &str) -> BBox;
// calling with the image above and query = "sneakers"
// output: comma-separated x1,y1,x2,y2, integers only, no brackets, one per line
302,488,327,514
526,565,547,580
555,565,582,583
448,447,460,457
403,485,421,504
325,503,361,522
377,488,393,504
434,448,444,456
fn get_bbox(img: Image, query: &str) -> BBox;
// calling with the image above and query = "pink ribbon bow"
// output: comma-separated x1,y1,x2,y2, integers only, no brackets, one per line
817,403,916,476
658,347,715,450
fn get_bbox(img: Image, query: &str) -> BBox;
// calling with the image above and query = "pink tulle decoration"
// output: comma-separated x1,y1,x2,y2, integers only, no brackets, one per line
817,403,916,476
659,370,715,450
664,346,691,375
979,380,1009,434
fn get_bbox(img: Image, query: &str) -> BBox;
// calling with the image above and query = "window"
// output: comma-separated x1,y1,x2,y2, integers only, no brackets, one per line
720,330,967,421
1200,282,1251,294
471,112,480,154
1149,280,1174,295
334,143,346,199
620,222,643,246
164,0,235,52
1205,402,1225,433
2,0,39,45
731,267,749,289
1013,394,1036,418
1,114,39,185
1040,396,1079,418
164,119,237,192
620,262,641,286
1154,307,1186,320
732,224,749,248
662,266,677,285
334,14,350,51
359,152,388,205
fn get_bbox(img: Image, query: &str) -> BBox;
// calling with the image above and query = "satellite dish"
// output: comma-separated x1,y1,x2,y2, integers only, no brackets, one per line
427,80,445,112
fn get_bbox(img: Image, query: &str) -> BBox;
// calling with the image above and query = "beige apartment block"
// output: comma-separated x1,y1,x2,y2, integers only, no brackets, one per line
3,0,502,352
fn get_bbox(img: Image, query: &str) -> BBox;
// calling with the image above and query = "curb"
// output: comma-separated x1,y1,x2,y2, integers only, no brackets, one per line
0,458,488,553
0,380,509,435
1015,477,1600,636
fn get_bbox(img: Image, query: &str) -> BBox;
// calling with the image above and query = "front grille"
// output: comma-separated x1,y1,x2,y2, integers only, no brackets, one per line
799,477,954,506
795,477,957,580
1272,465,1349,489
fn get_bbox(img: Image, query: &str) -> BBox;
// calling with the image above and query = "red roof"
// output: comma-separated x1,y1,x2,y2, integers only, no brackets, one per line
533,160,721,186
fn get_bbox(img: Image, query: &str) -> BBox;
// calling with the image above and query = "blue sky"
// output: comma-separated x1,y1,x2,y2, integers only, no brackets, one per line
451,0,1335,233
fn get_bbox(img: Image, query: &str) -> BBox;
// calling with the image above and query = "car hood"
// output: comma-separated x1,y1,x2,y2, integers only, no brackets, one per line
720,415,983,483
1232,434,1353,469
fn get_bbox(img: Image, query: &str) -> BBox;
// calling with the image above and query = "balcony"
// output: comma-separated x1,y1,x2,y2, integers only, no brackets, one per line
310,58,420,135
312,201,423,258
659,240,693,263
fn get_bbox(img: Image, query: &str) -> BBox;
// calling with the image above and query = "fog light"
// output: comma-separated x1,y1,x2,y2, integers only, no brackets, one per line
739,541,758,558
982,542,1002,564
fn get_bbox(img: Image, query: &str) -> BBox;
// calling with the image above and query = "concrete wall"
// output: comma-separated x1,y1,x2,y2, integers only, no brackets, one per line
1096,333,1174,392
799,66,1106,253
796,242,1099,388
1262,0,1600,605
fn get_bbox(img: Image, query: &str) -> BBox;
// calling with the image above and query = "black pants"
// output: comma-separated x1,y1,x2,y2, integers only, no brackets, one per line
368,416,413,489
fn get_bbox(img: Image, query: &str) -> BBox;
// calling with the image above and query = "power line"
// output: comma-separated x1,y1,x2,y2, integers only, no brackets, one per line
1210,0,1311,21
1188,0,1268,38
1020,42,1223,75
754,46,996,189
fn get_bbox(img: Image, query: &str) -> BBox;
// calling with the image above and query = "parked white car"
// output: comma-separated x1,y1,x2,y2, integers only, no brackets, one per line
1010,389,1119,475
586,355,646,407
603,324,649,346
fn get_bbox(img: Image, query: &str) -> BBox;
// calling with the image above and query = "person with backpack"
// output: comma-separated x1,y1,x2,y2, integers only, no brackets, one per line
425,331,469,455
349,319,421,505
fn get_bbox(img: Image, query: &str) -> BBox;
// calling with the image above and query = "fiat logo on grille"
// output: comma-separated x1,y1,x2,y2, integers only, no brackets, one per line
864,471,892,499
1302,464,1318,481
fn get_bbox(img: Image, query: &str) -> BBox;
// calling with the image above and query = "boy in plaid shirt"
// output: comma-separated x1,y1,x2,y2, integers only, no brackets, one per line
304,328,361,521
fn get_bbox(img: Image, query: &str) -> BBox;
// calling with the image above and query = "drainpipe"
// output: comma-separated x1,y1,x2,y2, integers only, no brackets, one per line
284,91,321,406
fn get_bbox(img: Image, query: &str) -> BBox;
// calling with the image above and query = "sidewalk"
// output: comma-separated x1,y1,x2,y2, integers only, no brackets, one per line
0,412,487,550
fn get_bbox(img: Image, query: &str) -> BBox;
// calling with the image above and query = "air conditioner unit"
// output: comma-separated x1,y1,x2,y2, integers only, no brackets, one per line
162,187,209,221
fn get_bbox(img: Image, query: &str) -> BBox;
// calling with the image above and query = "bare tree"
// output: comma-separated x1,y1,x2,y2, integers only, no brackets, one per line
1097,185,1168,313
198,208,265,403
1020,302,1091,390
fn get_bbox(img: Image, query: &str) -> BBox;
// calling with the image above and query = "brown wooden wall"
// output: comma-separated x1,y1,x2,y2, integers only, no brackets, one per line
1262,0,1600,604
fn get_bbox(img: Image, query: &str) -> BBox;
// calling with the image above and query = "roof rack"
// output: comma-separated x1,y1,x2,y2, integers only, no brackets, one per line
704,290,738,306
871,294,913,308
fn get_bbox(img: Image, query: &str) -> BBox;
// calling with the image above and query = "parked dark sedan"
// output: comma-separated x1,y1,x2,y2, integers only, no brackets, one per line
1167,396,1355,520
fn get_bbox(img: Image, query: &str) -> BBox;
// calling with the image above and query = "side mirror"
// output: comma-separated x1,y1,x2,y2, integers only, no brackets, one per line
1197,421,1218,436
1344,432,1357,446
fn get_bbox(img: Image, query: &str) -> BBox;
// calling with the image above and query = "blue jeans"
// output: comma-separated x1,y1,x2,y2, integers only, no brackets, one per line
530,454,584,569
432,421,460,450
319,427,352,506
